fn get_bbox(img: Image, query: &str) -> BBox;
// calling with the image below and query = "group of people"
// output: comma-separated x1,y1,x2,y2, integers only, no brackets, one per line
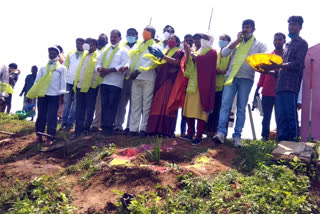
0,15,308,147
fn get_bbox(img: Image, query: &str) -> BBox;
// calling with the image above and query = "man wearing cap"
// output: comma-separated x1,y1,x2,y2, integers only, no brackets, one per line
182,33,217,145
213,19,267,147
73,38,100,138
113,28,140,134
27,46,66,142
95,30,129,136
60,38,84,131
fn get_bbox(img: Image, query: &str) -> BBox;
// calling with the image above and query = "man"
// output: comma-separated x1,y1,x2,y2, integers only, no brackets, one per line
3,63,20,113
20,65,38,118
193,33,202,52
261,16,308,142
206,34,232,137
254,33,286,140
182,33,217,145
73,38,100,137
213,19,267,147
60,38,84,130
97,33,108,52
159,25,175,51
123,25,160,137
91,33,109,132
0,64,10,112
26,46,66,142
179,34,194,136
95,30,129,136
114,28,140,134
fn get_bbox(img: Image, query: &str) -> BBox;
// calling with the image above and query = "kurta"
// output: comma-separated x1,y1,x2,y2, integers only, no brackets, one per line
183,49,217,122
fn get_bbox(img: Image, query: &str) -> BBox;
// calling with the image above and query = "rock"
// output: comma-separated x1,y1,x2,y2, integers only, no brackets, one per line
272,141,316,163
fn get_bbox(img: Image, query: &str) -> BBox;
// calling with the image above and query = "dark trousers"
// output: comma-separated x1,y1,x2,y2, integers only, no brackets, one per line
187,118,206,139
75,87,99,134
36,95,59,136
100,84,121,134
275,91,299,141
180,110,187,135
206,91,223,136
261,95,276,139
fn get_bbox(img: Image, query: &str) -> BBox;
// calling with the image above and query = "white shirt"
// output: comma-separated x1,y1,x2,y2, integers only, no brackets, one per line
64,51,83,85
96,45,129,88
129,42,160,82
35,62,66,96
0,64,9,83
123,42,140,52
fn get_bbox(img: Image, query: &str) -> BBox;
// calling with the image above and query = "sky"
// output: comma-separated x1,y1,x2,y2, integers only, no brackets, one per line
1,0,319,139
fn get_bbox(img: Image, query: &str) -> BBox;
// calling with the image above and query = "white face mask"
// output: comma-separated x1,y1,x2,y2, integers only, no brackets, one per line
82,43,90,51
200,39,211,48
163,31,171,41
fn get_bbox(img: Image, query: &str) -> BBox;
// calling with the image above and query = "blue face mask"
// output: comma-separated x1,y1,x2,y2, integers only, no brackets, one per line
219,40,229,48
288,33,298,39
127,36,137,44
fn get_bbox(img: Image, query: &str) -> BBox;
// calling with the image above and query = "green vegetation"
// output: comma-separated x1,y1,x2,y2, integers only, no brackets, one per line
0,176,76,213
115,165,319,213
64,144,116,185
0,113,34,136
144,137,162,163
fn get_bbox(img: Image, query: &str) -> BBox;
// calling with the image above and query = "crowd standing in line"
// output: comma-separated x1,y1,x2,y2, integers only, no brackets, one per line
0,16,308,147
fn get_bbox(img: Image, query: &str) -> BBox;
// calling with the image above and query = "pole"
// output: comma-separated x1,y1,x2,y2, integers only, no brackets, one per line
248,104,256,140
308,59,314,141
208,8,213,31
149,17,152,25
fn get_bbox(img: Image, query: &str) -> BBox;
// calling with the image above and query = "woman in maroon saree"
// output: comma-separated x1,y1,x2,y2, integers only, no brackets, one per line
146,35,184,137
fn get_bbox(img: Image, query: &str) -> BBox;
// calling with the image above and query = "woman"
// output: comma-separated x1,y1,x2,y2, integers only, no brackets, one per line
146,35,184,137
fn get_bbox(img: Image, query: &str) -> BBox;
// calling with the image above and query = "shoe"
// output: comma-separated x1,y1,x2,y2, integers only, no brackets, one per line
180,135,193,142
139,130,147,138
233,137,243,148
212,132,225,144
127,131,137,137
192,138,202,146
124,128,130,135
59,125,67,131
113,128,123,135
101,129,112,136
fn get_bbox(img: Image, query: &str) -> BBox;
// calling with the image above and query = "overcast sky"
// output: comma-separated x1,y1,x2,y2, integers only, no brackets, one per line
1,0,318,139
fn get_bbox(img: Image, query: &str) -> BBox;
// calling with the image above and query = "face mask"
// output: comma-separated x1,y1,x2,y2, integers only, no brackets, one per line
163,31,171,41
219,40,229,48
288,33,298,39
168,40,177,48
201,39,211,48
127,36,137,44
143,30,152,41
82,43,90,51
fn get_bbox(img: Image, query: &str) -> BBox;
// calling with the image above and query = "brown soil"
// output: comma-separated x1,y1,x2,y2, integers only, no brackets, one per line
4,130,305,213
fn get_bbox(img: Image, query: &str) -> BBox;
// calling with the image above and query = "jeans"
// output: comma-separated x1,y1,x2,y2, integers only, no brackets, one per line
36,95,59,136
275,91,299,141
217,78,253,139
62,83,76,128
100,84,122,134
261,95,276,139
75,87,99,134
